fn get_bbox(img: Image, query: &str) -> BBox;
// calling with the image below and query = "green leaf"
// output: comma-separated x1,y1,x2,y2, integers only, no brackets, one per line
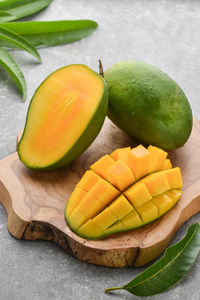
0,20,98,48
0,25,41,61
105,223,200,297
0,0,53,21
0,46,27,101
0,10,15,22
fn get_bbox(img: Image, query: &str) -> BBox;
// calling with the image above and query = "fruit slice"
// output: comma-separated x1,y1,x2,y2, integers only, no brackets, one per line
65,144,183,240
77,170,99,192
106,160,135,190
110,147,131,162
148,145,168,173
66,187,87,217
140,172,170,196
108,195,133,219
18,64,108,170
136,201,158,223
91,155,115,179
124,182,152,207
161,159,172,170
163,168,183,189
127,145,151,179
152,193,174,216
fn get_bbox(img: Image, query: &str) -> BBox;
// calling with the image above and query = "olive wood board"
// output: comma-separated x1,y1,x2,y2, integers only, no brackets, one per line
0,117,200,268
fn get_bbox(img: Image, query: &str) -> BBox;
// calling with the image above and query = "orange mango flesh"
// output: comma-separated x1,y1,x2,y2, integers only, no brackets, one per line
19,65,104,168
65,145,183,239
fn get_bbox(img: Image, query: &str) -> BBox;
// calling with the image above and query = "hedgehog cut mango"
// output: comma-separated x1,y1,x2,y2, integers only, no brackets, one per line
65,145,183,239
18,64,108,170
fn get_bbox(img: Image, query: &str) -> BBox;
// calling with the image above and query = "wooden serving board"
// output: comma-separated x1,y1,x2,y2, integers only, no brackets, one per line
0,117,200,268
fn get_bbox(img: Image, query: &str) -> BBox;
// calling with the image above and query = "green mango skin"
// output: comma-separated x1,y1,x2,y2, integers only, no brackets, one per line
104,61,193,150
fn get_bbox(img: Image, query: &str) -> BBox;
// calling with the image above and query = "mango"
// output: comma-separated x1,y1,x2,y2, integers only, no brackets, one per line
65,145,183,240
18,64,108,170
104,60,192,150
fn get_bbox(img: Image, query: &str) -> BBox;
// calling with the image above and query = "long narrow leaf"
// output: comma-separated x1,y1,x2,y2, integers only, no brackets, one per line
0,25,41,61
0,20,98,48
0,46,27,100
0,0,53,21
105,223,200,296
0,10,15,22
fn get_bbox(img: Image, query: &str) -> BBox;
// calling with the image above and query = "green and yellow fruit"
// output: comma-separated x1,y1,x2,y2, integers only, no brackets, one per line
104,60,192,150
18,64,108,170
65,145,183,239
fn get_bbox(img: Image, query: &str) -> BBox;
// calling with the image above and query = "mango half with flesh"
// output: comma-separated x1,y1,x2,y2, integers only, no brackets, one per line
104,60,193,150
65,145,183,240
18,64,108,170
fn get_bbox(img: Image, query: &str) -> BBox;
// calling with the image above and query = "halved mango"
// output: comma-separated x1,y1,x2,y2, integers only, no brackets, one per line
65,144,183,239
18,64,108,170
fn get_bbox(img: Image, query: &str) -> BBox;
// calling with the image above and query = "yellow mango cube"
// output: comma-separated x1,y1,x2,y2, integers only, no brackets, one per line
105,221,125,234
148,145,168,173
161,159,172,170
106,159,135,190
91,154,115,179
124,182,152,207
120,208,143,229
137,201,158,223
88,179,120,206
92,208,117,230
70,194,105,228
110,147,131,162
163,167,183,189
152,193,174,216
165,189,182,203
79,220,103,238
127,145,151,179
108,194,133,219
141,172,170,196
66,187,87,217
77,170,99,191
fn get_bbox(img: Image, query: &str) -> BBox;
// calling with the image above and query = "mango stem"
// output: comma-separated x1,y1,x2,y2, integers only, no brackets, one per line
104,286,124,293
98,59,104,77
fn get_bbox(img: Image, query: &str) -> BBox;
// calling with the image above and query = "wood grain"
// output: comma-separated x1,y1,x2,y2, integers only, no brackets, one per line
0,117,200,267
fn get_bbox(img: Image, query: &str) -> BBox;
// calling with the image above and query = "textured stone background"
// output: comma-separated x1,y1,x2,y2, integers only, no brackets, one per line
0,0,200,299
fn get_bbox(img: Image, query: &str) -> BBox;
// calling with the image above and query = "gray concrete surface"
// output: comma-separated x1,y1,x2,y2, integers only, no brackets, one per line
0,0,200,299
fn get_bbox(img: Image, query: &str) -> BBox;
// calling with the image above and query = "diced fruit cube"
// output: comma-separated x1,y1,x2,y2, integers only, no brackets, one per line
106,159,135,190
77,170,99,191
136,201,158,223
79,220,104,239
127,145,151,179
163,167,183,189
124,182,152,207
148,145,168,173
92,208,117,230
88,179,120,206
140,172,170,196
66,187,87,217
110,147,131,162
152,193,174,216
120,209,143,229
161,159,172,170
91,154,115,179
108,194,133,219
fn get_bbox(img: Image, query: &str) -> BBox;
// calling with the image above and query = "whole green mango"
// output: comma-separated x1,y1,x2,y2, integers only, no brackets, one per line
104,61,192,150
